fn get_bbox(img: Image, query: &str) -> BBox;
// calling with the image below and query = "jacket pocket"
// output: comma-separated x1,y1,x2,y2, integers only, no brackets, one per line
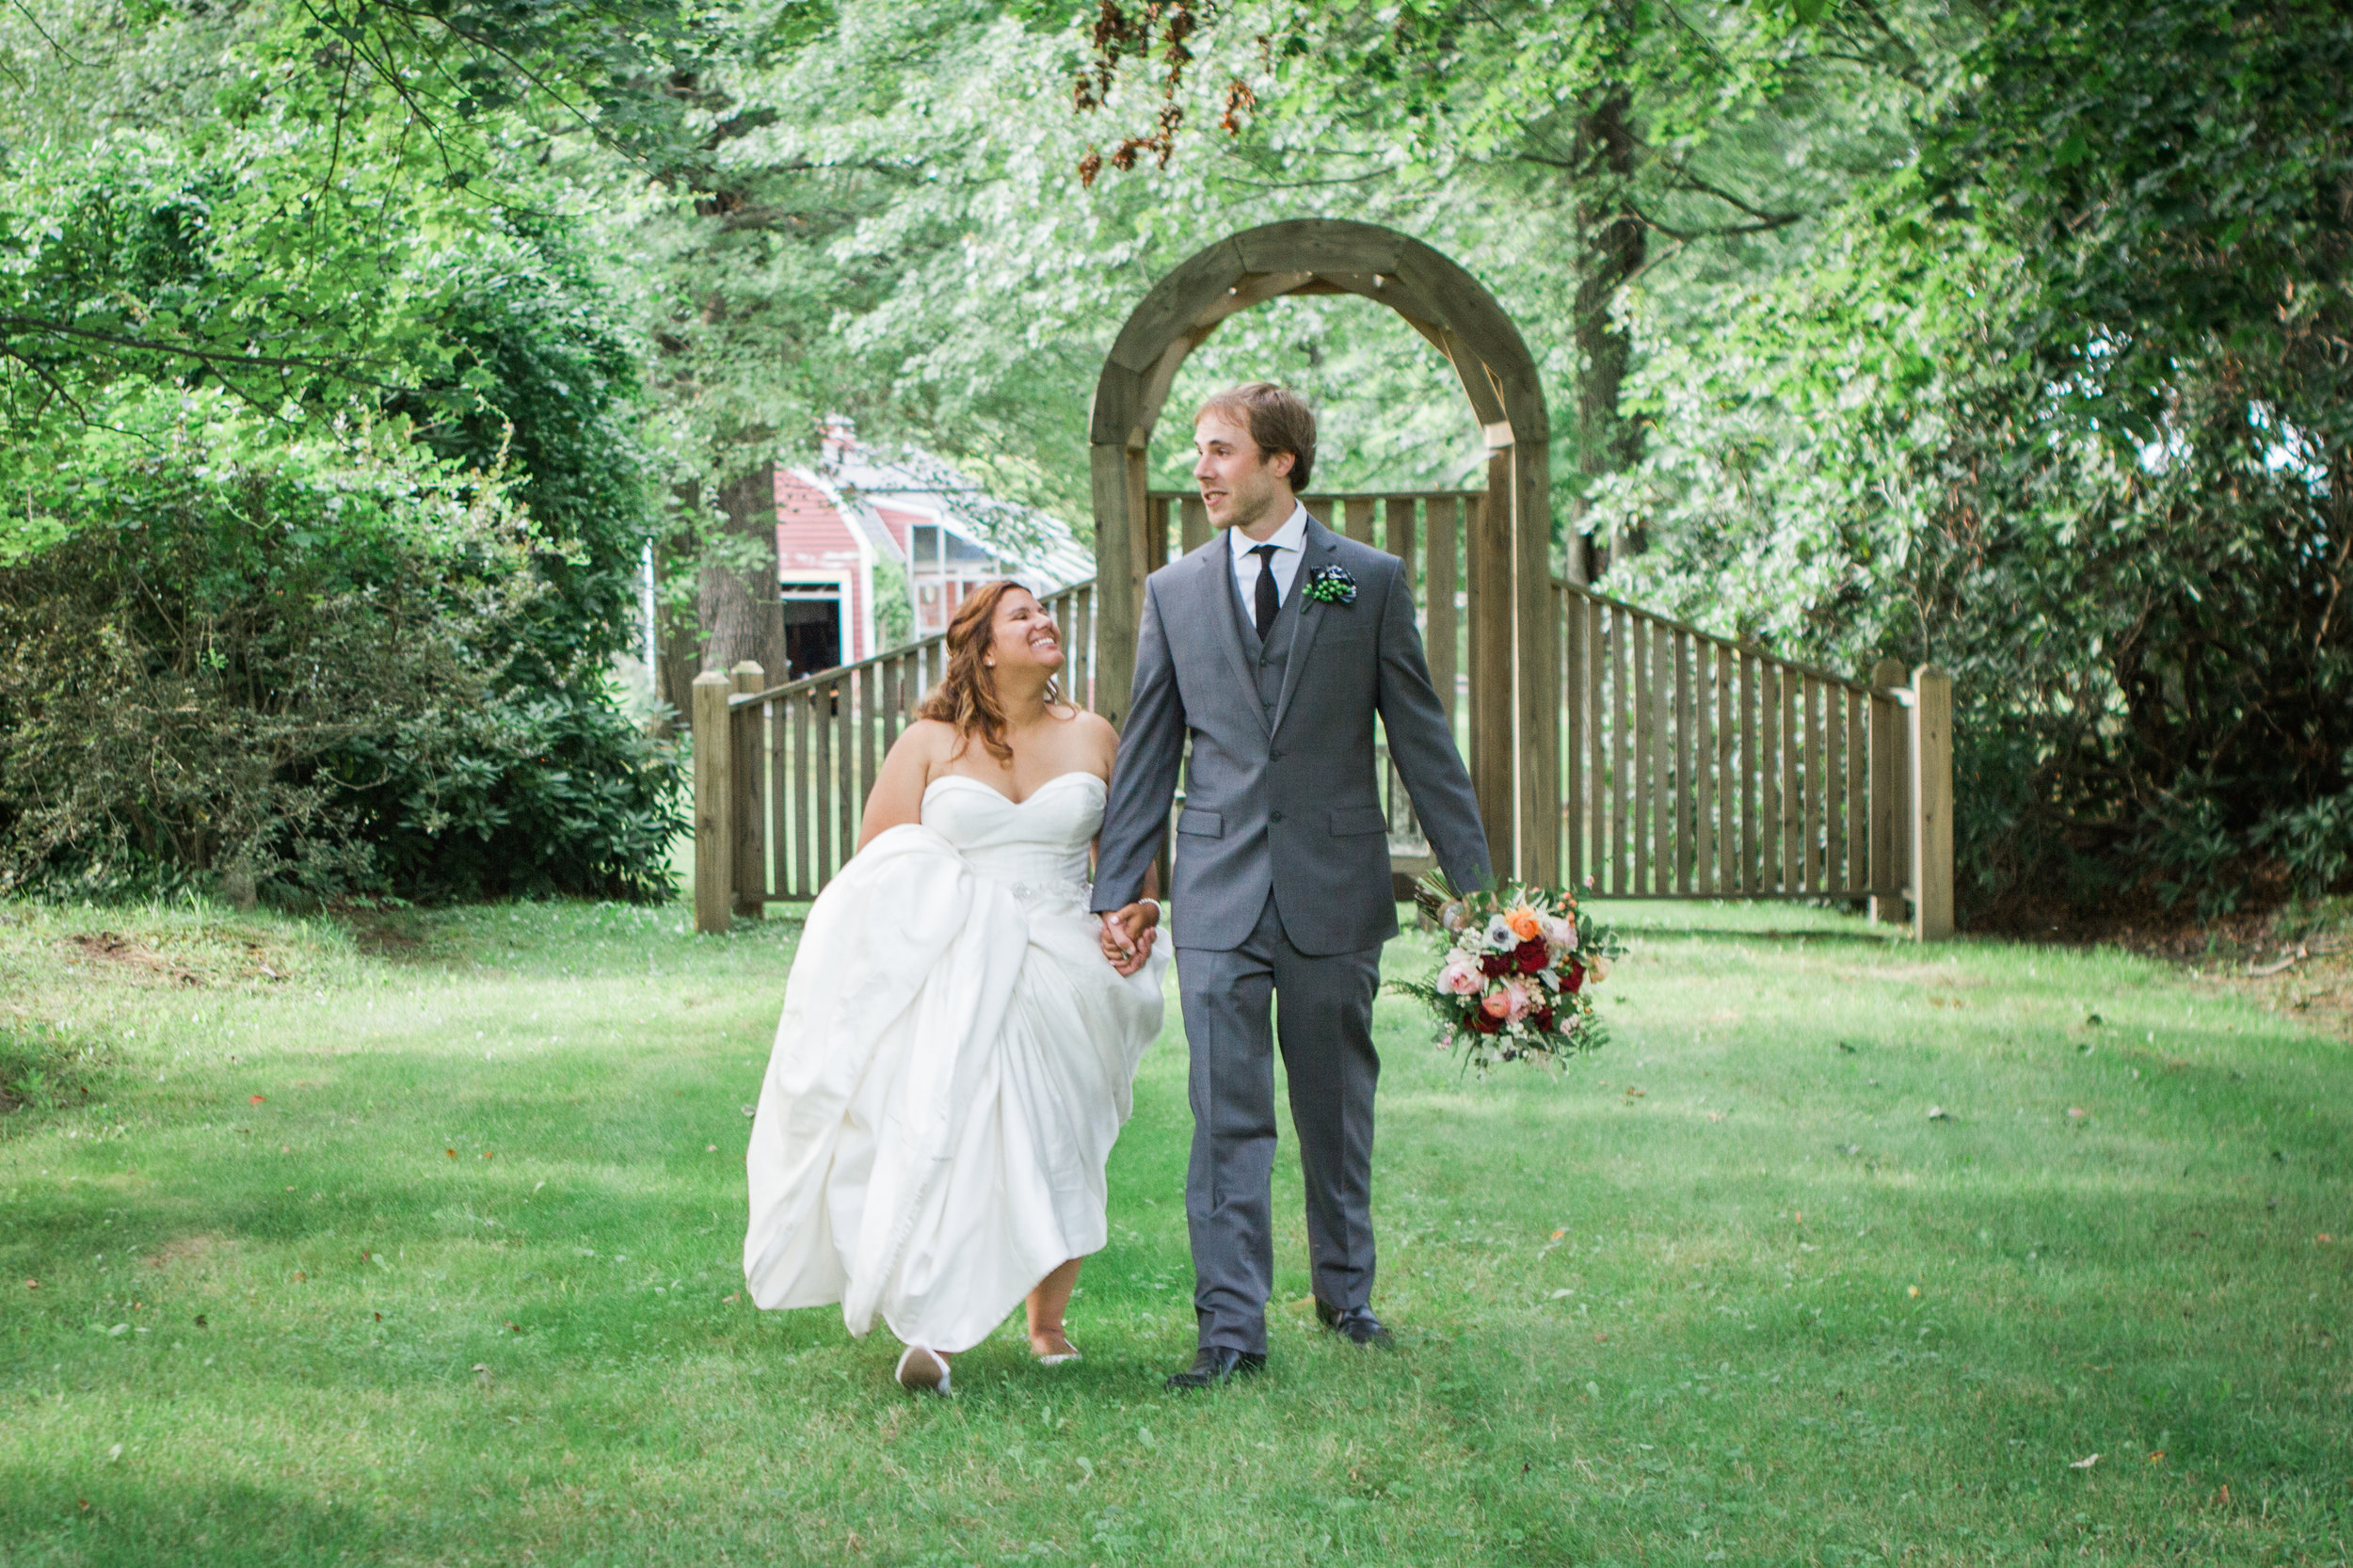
1176,807,1224,838
1328,805,1388,837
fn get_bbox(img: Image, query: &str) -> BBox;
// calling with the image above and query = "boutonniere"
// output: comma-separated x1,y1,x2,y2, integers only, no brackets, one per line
1304,564,1357,606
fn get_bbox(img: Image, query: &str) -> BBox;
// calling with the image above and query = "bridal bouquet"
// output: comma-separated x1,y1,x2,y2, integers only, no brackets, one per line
1391,873,1621,1074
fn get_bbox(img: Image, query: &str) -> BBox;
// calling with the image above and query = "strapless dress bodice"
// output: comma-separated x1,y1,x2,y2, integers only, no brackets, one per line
919,772,1103,905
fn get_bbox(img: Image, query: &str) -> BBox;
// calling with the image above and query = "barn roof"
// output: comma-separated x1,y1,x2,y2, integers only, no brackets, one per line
811,423,1093,587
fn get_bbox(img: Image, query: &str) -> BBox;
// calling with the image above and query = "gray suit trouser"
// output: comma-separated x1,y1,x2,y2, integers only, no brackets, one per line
1176,892,1384,1354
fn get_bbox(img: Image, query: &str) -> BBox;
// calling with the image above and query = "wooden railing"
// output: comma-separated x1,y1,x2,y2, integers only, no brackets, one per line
690,581,1098,929
689,492,1952,938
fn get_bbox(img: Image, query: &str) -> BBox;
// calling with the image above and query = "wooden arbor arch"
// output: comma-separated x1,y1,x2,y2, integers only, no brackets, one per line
1089,219,1566,882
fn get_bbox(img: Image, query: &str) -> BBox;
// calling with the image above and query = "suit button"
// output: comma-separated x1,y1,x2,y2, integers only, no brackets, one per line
1270,748,1284,760
1270,811,1285,823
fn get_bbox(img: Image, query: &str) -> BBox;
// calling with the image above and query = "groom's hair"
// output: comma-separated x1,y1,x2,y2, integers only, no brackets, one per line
1197,383,1315,491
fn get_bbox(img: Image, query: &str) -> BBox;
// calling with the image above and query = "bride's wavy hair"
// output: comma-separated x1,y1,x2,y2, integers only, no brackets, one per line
917,580,1062,763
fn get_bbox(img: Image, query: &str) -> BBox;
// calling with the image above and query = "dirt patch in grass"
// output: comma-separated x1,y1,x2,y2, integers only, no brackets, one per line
55,930,292,987
63,931,204,985
145,1233,235,1270
338,910,441,964
2202,947,2353,1045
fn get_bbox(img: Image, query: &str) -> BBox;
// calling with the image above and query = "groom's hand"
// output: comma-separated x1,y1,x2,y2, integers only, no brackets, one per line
1098,905,1158,978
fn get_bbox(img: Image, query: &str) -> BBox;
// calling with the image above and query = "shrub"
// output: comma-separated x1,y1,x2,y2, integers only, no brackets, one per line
0,423,681,904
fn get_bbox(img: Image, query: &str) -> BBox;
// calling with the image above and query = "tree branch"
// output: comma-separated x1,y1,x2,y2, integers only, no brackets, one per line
1660,168,1804,229
0,317,401,390
1628,204,1801,243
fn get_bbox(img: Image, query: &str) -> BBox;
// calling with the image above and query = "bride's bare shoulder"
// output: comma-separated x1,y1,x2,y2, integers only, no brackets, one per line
1059,707,1121,765
888,718,963,766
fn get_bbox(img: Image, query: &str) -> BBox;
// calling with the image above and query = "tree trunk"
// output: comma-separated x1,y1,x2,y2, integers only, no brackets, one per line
696,460,784,679
1574,91,1647,579
651,574,701,735
649,486,703,734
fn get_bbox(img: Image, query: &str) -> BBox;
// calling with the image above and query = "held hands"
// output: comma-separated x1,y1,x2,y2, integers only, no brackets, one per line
1098,903,1161,977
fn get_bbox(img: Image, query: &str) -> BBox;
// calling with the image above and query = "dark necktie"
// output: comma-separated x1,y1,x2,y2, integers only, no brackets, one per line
1251,543,1280,640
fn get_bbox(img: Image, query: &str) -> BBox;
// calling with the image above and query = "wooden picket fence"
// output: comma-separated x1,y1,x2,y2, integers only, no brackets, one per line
1557,583,1951,925
690,491,1951,937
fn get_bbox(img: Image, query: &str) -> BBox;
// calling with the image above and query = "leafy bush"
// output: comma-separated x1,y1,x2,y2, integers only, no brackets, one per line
0,421,681,904
2259,781,2353,906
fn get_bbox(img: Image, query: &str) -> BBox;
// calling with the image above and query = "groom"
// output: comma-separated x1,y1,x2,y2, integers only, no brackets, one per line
1094,383,1491,1390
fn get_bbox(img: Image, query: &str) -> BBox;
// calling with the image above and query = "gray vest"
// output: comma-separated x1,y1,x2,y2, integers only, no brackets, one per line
1230,551,1305,720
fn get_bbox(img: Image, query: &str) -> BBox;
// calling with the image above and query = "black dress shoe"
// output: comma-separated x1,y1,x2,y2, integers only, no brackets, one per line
1163,1346,1267,1390
1314,1300,1394,1348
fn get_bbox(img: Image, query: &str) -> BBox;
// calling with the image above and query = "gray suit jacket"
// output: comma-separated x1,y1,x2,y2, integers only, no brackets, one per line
1093,515,1491,956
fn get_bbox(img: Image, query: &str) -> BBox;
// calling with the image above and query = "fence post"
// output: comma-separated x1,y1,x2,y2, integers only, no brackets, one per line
1868,657,1907,925
1909,664,1954,940
730,661,765,920
692,670,732,935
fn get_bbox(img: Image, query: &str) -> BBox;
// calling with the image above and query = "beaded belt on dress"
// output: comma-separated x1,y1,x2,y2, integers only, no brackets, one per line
999,875,1094,906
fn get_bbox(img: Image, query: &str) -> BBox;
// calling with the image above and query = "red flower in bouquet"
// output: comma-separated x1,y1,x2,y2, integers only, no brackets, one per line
1561,958,1585,994
1478,952,1513,977
1530,1005,1555,1032
1513,937,1548,974
1469,1005,1505,1033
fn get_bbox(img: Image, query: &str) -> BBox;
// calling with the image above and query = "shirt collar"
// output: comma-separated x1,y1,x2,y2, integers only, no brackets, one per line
1227,500,1310,561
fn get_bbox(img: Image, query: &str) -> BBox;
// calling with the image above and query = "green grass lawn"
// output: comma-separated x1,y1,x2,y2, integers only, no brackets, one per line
1,892,2346,1566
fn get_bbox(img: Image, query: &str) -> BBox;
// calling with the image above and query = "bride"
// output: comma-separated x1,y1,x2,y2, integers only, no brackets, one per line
742,580,1166,1395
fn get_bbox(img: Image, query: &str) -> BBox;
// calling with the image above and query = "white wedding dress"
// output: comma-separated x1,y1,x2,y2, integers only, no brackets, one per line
742,772,1166,1352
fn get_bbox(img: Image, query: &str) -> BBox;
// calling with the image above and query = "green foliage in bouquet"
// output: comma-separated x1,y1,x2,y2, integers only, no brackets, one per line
1389,872,1624,1075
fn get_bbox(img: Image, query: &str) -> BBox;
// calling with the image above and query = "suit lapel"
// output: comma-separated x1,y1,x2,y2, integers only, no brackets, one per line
1196,536,1268,734
1268,518,1339,738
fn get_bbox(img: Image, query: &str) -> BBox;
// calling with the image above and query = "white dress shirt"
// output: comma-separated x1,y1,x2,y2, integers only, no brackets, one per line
1226,500,1310,619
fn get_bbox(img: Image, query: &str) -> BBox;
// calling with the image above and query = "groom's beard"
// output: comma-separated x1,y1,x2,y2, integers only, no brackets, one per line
1209,478,1292,535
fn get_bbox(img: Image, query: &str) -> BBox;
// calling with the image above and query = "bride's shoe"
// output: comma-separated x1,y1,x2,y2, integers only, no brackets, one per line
1031,1330,1081,1367
894,1345,952,1396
